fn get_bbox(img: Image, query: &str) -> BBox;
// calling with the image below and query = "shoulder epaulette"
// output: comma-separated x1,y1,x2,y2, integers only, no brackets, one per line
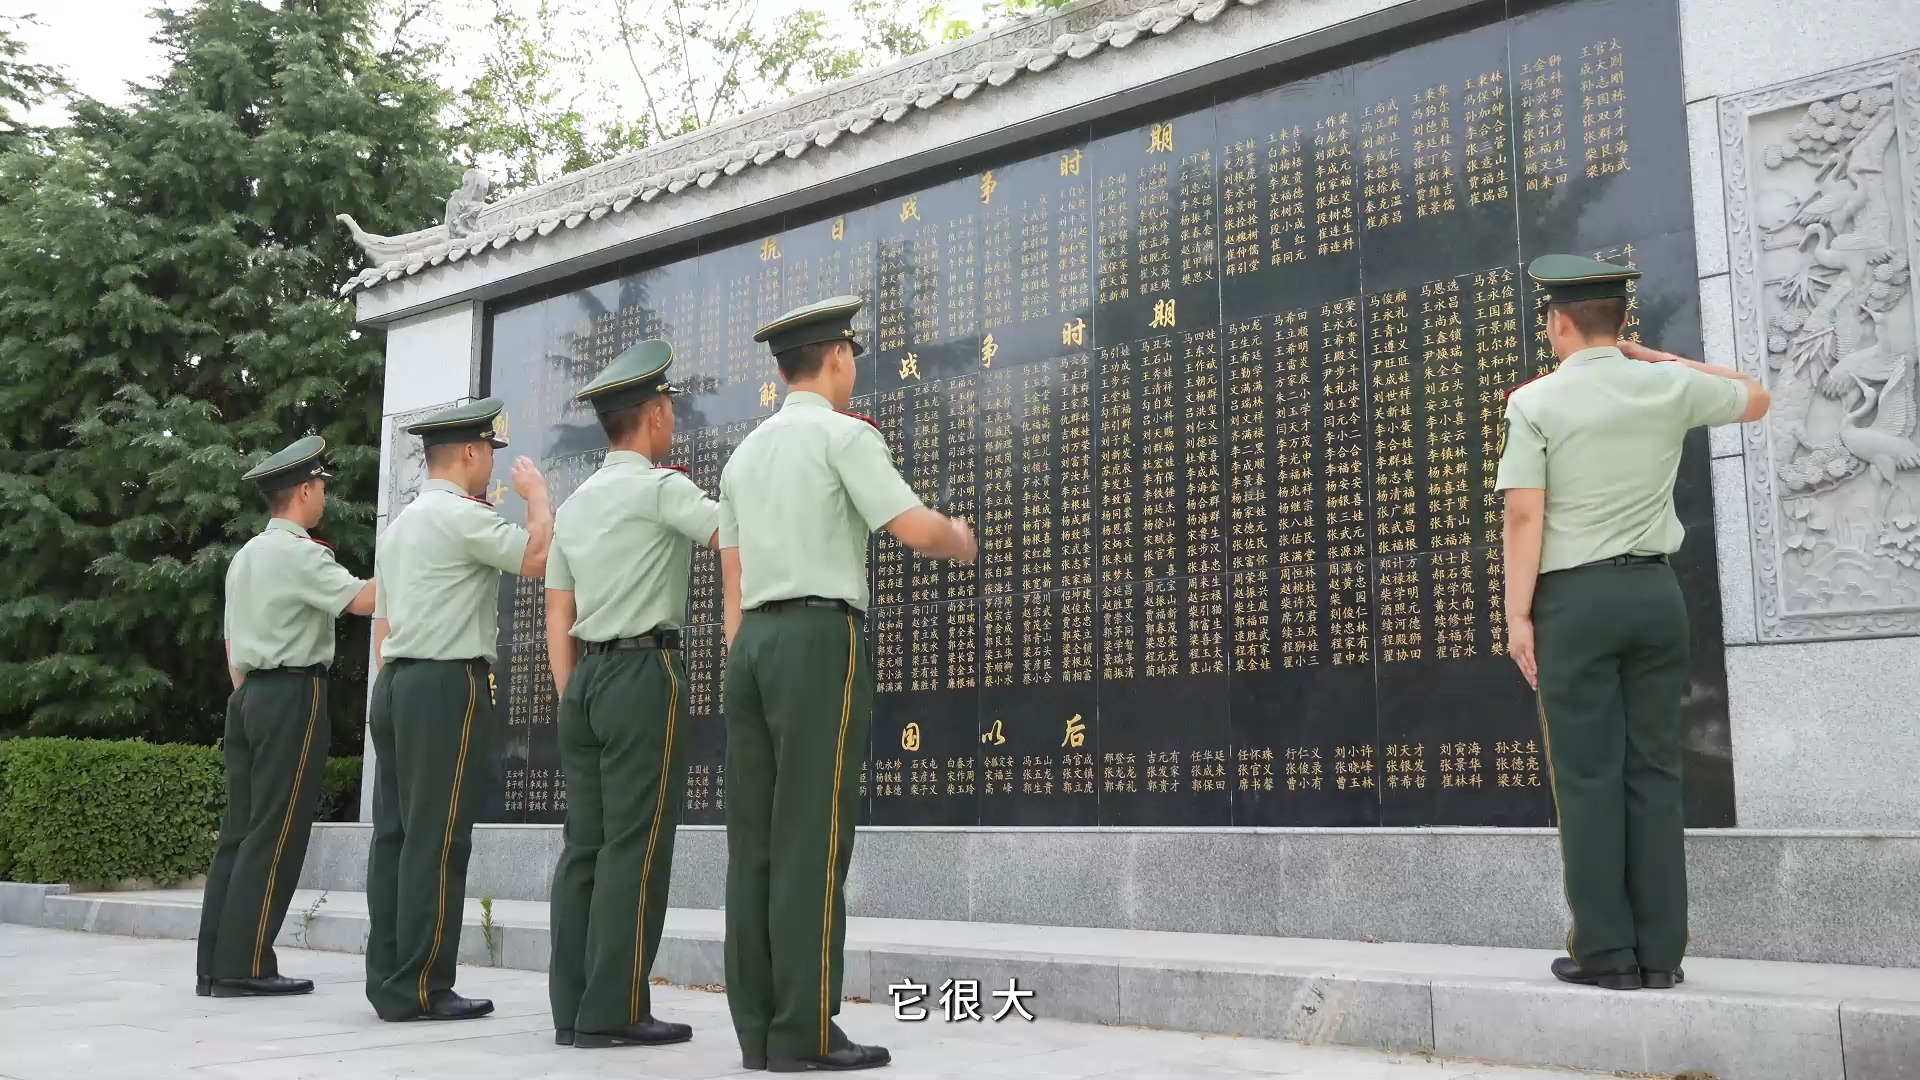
838,410,879,431
1503,372,1550,403
655,464,690,475
460,495,494,508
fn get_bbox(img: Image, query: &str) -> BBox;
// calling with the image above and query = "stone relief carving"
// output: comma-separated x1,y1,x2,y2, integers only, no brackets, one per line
380,402,461,532
339,0,1268,297
1724,51,1920,640
337,169,496,275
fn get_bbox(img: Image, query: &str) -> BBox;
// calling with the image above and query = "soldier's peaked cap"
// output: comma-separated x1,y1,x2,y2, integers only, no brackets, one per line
577,339,682,414
406,397,510,448
244,434,333,492
755,295,866,358
1527,253,1641,303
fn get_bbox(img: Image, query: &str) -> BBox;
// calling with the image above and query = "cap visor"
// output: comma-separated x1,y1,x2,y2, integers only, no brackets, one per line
661,381,686,395
851,338,866,357
315,469,335,481
488,437,509,449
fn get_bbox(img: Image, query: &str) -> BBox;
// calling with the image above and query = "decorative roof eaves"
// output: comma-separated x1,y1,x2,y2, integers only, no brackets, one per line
339,0,1267,298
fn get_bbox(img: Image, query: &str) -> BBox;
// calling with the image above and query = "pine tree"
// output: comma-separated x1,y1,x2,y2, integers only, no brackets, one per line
0,0,460,747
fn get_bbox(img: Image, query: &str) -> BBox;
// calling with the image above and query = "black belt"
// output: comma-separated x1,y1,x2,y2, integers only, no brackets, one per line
1562,553,1669,572
752,596,862,617
584,629,681,653
254,663,327,677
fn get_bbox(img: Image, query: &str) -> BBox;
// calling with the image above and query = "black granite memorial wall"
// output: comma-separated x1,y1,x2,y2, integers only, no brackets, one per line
476,0,1733,829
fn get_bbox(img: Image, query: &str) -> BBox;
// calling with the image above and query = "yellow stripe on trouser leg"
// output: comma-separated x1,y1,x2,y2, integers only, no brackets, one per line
253,679,321,976
419,669,477,1010
819,614,855,1056
631,651,681,1024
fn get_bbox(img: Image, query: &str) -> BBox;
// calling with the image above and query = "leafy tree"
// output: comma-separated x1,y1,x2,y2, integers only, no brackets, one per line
0,0,459,747
0,16,68,157
453,0,1077,191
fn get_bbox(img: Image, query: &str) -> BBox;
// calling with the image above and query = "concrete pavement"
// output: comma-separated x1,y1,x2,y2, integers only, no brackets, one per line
0,925,1605,1080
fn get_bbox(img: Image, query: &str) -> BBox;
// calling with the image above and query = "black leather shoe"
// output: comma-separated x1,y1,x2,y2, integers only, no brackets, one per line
767,1043,891,1072
555,1029,574,1046
195,977,212,998
573,1018,693,1048
210,975,315,997
1642,966,1685,989
743,1053,768,1070
1550,956,1640,990
420,990,494,1020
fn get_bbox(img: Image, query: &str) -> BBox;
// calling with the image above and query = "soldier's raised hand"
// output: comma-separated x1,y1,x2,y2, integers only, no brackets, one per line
509,456,547,501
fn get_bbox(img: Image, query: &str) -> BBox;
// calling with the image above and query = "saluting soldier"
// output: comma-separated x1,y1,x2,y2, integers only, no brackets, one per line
1496,255,1770,991
719,296,976,1073
198,436,375,998
546,341,717,1050
364,398,552,1022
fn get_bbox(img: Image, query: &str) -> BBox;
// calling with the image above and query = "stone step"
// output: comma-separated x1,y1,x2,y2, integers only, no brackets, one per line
4,880,1918,1080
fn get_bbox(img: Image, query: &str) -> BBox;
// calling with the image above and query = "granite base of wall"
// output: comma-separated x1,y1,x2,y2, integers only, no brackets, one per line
297,823,1920,968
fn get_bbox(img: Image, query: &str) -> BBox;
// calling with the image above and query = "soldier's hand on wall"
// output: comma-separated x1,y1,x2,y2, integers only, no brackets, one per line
949,517,978,565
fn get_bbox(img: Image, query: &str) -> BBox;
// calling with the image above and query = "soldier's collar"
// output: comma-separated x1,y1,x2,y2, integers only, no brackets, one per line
423,478,472,497
264,516,311,538
783,390,832,411
1560,345,1626,367
604,449,653,469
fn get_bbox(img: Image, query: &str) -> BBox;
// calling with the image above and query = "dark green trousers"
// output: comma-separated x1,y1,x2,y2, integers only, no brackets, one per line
549,648,687,1034
1534,560,1691,974
364,657,494,1019
724,607,870,1060
196,669,329,980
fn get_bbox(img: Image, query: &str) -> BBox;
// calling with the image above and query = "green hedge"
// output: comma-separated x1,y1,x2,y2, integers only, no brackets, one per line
0,738,361,885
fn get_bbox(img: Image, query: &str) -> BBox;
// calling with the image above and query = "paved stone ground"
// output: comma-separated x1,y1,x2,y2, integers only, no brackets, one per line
0,926,1609,1080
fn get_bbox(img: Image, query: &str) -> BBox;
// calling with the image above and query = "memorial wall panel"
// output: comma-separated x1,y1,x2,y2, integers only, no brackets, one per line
476,0,1734,827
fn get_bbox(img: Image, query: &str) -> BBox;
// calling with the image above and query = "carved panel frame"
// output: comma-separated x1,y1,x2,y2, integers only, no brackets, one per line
1722,50,1920,641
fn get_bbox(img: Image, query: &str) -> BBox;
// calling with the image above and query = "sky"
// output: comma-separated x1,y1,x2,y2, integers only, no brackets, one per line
13,0,1003,132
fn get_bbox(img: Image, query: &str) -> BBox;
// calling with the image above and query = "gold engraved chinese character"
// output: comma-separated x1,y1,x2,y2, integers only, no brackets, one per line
981,334,999,369
902,722,922,752
900,352,922,381
1148,122,1174,154
1061,713,1086,748
492,409,511,444
981,170,999,204
1150,298,1177,329
1060,149,1082,176
487,671,498,706
981,718,1007,746
759,381,778,410
1062,317,1086,346
831,216,845,241
900,197,920,222
487,478,508,505
759,236,780,261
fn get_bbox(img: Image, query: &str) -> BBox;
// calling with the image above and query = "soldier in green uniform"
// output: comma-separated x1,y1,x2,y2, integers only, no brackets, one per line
1496,255,1770,991
720,296,976,1072
198,436,375,999
365,398,552,1022
546,341,717,1050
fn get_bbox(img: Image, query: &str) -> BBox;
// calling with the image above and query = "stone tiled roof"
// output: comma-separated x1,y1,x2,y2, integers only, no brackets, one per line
338,0,1268,297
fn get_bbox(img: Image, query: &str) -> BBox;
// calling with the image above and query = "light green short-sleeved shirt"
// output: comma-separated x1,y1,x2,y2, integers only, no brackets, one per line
223,518,366,673
375,478,531,664
719,390,922,611
1495,345,1748,572
548,450,719,640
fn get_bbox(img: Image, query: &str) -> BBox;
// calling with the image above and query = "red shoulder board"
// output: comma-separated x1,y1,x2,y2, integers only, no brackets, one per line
655,464,690,475
304,537,335,551
460,495,495,508
838,410,879,431
1503,372,1549,403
